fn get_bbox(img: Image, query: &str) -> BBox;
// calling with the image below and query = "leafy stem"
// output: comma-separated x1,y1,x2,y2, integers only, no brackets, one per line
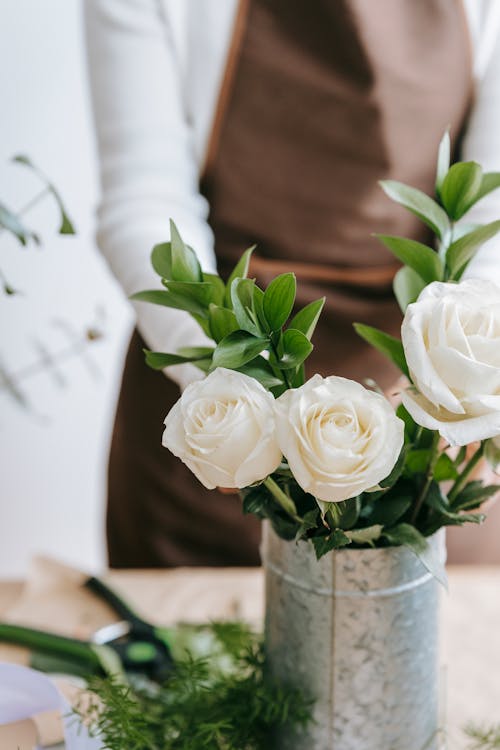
411,432,440,524
263,476,302,523
269,333,293,390
448,443,485,504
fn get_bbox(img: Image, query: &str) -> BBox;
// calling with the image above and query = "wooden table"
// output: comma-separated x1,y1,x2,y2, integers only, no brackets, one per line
1,565,499,750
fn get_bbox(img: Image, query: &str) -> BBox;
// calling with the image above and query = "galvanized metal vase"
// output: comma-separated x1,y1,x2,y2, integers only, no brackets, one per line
262,523,445,750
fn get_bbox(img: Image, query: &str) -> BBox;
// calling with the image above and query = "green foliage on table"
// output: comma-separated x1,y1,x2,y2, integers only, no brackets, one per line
75,622,312,750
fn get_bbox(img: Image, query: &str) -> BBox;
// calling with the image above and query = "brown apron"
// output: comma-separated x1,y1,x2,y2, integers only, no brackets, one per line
107,0,472,567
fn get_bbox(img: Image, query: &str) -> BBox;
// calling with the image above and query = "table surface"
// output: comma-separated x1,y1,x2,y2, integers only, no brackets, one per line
1,565,499,750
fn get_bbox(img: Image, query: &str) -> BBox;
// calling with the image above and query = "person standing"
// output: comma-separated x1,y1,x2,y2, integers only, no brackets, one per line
85,0,500,567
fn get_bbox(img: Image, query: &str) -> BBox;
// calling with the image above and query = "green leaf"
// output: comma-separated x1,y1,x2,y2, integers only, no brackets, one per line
312,530,351,559
203,273,225,305
192,359,213,373
345,525,383,545
263,273,296,331
151,242,172,279
379,180,450,240
224,246,255,306
237,357,284,389
434,454,459,482
169,220,202,282
325,497,360,530
295,509,320,541
404,450,457,482
208,305,239,343
405,448,430,475
375,235,443,283
382,523,447,587
163,279,212,308
58,208,76,235
252,285,268,332
450,481,499,511
435,130,450,194
360,490,412,527
144,348,213,370
230,278,261,335
393,266,426,312
130,289,207,317
288,297,325,340
474,171,500,204
163,280,214,307
446,221,500,279
440,161,483,220
291,363,306,389
275,329,313,370
424,482,484,529
353,323,409,378
212,331,269,369
177,346,214,359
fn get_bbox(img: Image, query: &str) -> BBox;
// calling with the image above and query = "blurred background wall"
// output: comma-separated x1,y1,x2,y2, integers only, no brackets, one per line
0,0,132,577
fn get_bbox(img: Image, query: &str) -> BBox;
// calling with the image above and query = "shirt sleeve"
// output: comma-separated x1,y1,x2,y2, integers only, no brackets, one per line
84,0,216,390
461,3,500,287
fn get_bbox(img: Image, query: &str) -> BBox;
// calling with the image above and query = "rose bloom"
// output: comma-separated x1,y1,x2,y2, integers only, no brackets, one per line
162,367,282,489
401,279,500,446
274,375,404,505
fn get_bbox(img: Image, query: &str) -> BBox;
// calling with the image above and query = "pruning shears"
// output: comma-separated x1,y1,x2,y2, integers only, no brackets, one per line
0,576,175,683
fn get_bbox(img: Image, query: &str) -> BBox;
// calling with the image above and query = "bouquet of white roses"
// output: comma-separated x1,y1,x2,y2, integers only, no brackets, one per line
133,133,500,575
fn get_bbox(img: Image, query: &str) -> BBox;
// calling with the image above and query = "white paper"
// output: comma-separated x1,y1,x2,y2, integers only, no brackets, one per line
0,663,102,749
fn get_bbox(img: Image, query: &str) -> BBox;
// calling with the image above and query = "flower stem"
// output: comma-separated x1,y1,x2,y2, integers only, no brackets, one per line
269,335,293,390
263,477,302,523
411,432,440,524
448,443,484,504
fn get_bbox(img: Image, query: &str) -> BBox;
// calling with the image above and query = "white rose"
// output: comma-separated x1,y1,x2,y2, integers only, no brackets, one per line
162,367,282,489
401,279,500,446
274,375,404,504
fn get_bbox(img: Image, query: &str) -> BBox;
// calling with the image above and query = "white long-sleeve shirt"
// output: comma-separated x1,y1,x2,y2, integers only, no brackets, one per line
84,0,500,389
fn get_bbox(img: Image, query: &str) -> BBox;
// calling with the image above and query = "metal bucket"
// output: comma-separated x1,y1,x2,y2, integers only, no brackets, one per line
262,523,445,750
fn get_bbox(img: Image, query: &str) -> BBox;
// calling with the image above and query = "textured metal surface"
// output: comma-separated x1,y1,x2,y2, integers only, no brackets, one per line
262,523,445,750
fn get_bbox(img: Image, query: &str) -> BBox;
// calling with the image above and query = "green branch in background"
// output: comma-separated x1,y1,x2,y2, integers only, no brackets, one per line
1,154,76,295
11,155,75,235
